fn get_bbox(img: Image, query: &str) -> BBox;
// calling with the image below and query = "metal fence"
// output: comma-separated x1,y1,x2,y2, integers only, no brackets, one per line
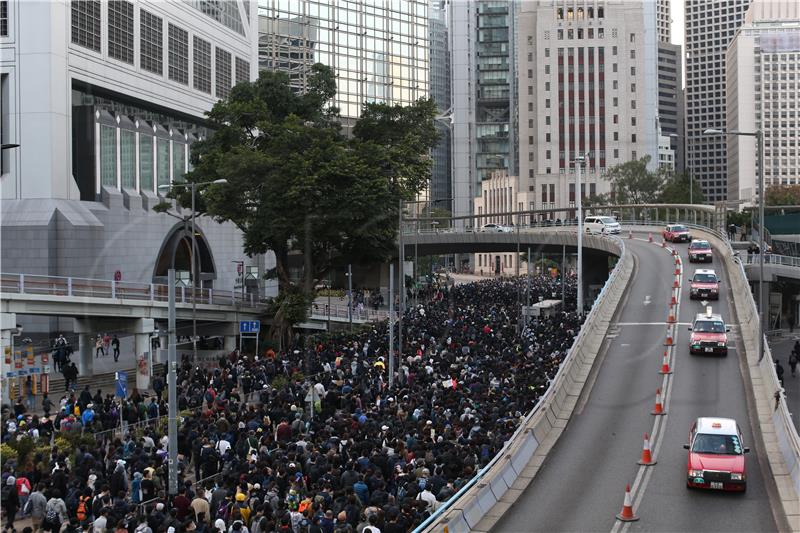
0,273,260,308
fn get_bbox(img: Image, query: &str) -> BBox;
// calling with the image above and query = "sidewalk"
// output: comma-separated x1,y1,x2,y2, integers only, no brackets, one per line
768,330,800,433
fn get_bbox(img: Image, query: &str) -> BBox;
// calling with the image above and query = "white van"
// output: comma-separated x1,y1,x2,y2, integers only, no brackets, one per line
584,215,621,235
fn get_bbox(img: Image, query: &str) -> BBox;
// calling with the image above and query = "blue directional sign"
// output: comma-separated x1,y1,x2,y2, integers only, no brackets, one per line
115,371,128,398
239,320,261,333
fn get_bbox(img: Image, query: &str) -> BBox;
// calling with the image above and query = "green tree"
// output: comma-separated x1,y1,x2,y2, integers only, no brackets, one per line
765,184,800,206
163,66,438,346
659,171,705,204
602,156,664,204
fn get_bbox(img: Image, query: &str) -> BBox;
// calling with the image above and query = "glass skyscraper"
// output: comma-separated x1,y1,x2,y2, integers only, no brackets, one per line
258,0,430,122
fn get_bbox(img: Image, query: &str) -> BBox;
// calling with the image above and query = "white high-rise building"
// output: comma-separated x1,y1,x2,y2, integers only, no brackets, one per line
685,0,752,203
726,0,800,203
517,0,659,218
1,1,265,320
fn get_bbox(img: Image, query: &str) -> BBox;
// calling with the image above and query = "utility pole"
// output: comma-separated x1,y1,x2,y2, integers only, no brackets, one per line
167,269,178,495
526,247,531,329
347,263,353,331
757,129,765,362
190,183,198,362
561,245,566,306
575,154,585,315
398,199,404,361
388,263,395,389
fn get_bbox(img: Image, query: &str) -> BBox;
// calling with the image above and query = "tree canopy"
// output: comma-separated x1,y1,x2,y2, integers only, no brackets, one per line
164,65,439,344
659,171,705,204
765,184,800,206
601,156,664,204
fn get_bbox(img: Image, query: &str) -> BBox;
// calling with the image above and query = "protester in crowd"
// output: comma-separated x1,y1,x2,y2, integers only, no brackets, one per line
0,275,580,533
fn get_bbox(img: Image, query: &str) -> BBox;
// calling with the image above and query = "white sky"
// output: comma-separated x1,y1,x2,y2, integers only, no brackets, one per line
671,0,685,46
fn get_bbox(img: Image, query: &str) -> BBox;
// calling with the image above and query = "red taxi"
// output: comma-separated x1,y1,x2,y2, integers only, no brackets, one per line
688,239,713,263
689,269,720,300
688,309,729,356
684,417,749,492
663,224,691,243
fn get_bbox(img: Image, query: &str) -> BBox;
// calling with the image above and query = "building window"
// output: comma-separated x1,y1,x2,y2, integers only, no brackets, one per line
168,23,189,84
631,134,637,142
612,45,617,55
140,135,154,192
546,150,551,159
1,1,8,37
549,184,555,203
235,57,250,85
71,0,101,52
630,33,635,43
140,10,163,75
120,130,135,189
157,138,170,187
108,1,134,64
215,47,232,98
193,36,212,93
173,142,186,181
100,125,117,187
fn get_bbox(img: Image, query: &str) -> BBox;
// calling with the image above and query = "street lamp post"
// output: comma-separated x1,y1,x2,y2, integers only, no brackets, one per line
572,154,586,315
704,128,765,362
158,179,227,362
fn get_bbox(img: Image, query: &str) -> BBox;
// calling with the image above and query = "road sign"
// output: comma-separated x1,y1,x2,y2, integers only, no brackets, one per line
42,365,51,374
239,320,261,333
115,371,128,398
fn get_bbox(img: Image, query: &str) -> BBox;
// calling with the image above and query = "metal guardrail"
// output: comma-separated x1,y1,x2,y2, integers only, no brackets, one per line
308,302,389,322
414,233,629,532
742,253,800,268
0,272,260,308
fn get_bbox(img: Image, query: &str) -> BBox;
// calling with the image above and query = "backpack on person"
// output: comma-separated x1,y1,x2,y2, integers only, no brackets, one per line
76,495,91,522
45,504,60,525
0,484,12,504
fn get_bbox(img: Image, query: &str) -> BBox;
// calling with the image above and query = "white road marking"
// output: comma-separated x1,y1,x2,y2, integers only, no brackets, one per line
616,322,691,326
620,343,630,347
643,295,651,306
612,244,683,533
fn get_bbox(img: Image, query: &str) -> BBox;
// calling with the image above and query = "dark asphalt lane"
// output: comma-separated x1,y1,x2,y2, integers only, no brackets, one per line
491,236,779,533
628,241,777,532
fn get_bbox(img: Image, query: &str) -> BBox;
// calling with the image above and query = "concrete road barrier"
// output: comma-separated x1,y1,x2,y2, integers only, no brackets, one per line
417,236,633,533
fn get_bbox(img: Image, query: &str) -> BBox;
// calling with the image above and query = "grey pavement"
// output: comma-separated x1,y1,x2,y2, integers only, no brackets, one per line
768,332,800,433
492,236,777,532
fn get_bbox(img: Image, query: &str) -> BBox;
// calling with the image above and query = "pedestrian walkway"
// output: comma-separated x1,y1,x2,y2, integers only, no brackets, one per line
768,330,800,433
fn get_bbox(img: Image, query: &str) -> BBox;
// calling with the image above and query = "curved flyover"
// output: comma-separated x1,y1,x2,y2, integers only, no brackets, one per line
414,225,796,533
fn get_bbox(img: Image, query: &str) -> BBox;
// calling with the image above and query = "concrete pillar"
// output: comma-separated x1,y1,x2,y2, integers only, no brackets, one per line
78,333,94,376
1,314,15,405
224,335,237,352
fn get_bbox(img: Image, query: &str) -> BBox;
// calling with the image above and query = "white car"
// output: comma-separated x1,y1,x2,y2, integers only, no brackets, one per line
584,216,621,235
480,223,513,233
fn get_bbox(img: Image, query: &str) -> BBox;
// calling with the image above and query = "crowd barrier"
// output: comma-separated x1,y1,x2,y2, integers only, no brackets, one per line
416,234,633,533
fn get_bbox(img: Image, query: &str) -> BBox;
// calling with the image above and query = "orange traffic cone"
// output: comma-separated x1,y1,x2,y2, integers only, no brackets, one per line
648,233,653,243
664,329,673,346
637,433,657,466
671,295,677,305
616,484,639,522
674,267,680,275
652,387,666,415
667,310,676,324
659,351,673,374
673,278,680,289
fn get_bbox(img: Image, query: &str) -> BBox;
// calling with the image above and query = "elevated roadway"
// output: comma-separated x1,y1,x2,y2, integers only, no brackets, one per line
492,233,783,532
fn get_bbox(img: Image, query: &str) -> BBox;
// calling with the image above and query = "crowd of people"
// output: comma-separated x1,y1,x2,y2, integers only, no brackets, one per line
1,275,582,533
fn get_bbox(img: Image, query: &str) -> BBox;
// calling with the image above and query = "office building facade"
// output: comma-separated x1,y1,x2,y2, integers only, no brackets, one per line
685,0,752,202
517,0,659,218
726,0,800,203
429,1,451,207
449,0,518,223
257,0,430,125
657,42,684,173
0,0,265,315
